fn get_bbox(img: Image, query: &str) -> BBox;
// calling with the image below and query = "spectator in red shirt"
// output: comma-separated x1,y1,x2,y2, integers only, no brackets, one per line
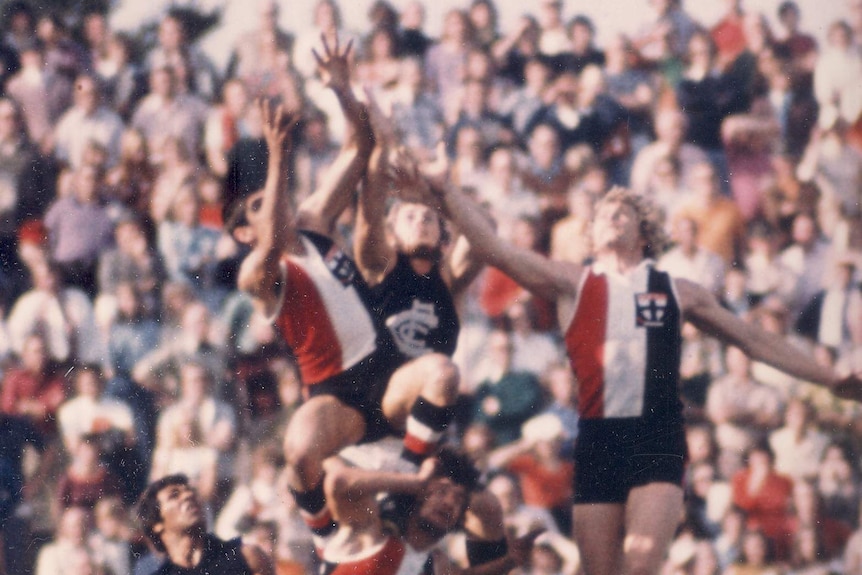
731,441,795,561
1,333,66,438
56,433,123,513
487,413,574,533
711,0,747,69
775,1,817,73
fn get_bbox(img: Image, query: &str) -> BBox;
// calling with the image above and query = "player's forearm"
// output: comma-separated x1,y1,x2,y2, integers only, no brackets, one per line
355,168,394,280
335,467,425,500
257,144,293,255
739,324,840,389
459,556,517,575
439,185,505,269
296,145,365,234
334,85,375,156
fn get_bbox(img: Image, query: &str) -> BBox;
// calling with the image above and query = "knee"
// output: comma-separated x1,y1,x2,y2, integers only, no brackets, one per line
283,434,321,481
623,537,663,575
420,354,459,404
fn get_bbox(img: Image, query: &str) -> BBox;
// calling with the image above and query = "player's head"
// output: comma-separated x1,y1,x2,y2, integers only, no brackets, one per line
592,187,668,260
388,201,448,261
137,474,205,553
414,447,478,538
223,139,270,244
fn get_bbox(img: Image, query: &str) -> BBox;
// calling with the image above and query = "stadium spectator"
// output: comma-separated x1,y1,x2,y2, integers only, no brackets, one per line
470,329,544,445
51,74,124,170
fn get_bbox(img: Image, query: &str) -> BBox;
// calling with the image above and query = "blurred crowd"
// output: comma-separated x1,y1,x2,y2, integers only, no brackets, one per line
0,0,861,573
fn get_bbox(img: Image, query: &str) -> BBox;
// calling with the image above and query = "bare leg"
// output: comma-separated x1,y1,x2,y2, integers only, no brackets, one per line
572,502,626,575
381,353,459,429
283,395,366,491
622,482,684,575
382,353,459,464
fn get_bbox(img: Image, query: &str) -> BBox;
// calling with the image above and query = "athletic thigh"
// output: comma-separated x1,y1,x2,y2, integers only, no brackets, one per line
381,353,457,430
623,482,684,575
283,396,367,463
572,502,625,575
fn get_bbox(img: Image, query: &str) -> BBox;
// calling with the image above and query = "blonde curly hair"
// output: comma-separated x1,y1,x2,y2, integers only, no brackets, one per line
594,186,670,260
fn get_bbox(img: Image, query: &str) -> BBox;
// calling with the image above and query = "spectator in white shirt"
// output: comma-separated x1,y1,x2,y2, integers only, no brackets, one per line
659,216,727,298
768,397,829,482
57,364,134,455
51,74,123,169
814,21,862,128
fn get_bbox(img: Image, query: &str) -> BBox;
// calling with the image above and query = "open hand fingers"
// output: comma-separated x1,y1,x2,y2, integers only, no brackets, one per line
320,33,332,58
311,48,324,69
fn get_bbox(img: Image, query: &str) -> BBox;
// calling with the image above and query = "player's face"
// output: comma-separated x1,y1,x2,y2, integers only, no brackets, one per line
591,200,643,255
232,190,265,245
155,482,205,535
392,203,442,256
417,478,468,535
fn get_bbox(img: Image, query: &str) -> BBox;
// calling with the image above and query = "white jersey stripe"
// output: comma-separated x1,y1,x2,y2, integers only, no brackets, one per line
295,236,378,369
601,264,648,418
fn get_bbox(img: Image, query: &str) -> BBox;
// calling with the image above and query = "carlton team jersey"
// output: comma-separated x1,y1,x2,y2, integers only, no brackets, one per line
272,231,381,386
371,254,460,361
564,261,684,423
156,536,252,575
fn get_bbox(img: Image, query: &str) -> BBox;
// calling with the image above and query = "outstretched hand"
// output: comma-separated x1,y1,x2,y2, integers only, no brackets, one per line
419,141,450,193
832,374,862,402
259,99,297,154
312,33,354,93
387,148,438,206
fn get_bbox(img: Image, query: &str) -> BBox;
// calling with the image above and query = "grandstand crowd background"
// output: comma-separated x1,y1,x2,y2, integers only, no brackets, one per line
0,0,862,573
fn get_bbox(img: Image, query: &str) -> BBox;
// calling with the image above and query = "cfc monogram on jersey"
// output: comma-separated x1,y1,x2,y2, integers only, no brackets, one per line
372,254,460,361
386,300,440,358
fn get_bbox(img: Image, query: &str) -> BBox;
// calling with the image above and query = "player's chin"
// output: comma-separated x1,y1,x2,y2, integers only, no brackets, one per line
417,517,450,539
406,244,443,261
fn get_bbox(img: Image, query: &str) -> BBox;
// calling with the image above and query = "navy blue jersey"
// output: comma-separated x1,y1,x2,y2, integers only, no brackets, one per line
371,254,460,362
155,535,252,575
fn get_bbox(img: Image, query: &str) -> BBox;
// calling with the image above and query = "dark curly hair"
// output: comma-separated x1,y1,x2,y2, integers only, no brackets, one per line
136,474,190,553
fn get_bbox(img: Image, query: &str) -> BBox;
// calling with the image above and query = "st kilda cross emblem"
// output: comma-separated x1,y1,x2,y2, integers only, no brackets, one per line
635,293,668,327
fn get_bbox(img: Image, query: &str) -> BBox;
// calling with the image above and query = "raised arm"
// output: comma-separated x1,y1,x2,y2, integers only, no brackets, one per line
353,95,397,286
236,101,294,313
426,145,485,296
296,35,374,236
442,232,485,297
435,179,581,304
678,278,862,401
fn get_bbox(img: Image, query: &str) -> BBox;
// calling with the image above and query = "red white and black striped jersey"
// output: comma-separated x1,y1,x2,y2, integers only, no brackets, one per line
272,231,379,386
321,536,432,575
564,260,684,423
